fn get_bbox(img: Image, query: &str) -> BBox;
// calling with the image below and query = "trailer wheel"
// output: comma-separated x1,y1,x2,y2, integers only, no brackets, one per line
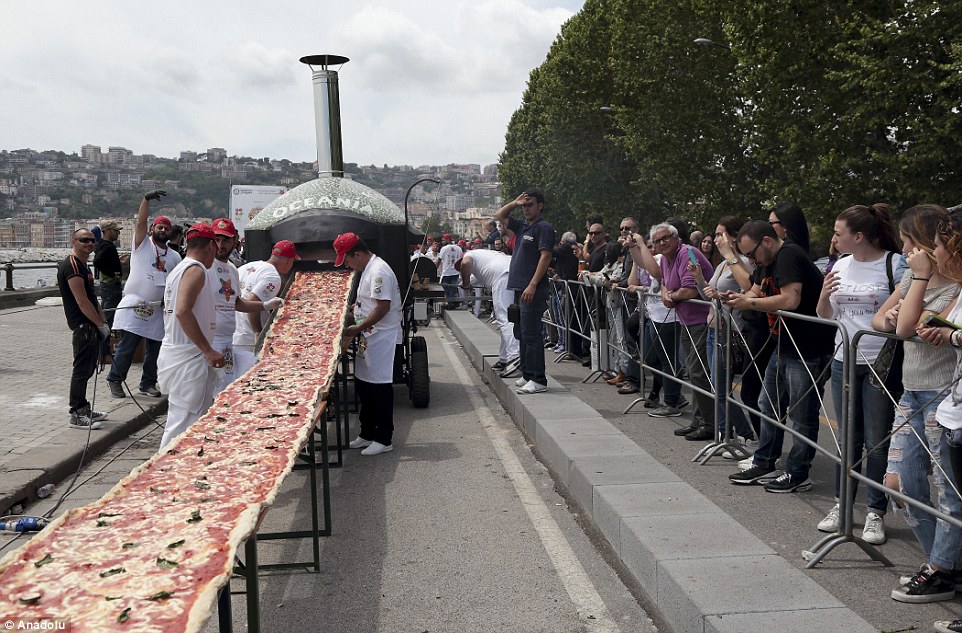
409,337,430,408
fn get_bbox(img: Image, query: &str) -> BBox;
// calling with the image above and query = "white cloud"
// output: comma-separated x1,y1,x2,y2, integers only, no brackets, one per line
0,0,583,165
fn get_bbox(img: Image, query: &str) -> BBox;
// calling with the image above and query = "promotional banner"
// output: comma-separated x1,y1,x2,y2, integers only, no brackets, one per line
230,185,288,236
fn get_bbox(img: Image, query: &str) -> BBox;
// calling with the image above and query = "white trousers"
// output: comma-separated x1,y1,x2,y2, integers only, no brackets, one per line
491,275,519,362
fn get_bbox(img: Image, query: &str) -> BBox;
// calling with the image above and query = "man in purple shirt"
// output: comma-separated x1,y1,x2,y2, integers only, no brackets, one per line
627,222,715,438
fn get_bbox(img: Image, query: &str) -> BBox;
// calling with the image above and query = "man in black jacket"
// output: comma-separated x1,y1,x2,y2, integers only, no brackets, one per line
94,220,126,340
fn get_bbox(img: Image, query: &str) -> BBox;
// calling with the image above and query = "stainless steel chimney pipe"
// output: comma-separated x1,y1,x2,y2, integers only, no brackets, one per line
299,55,349,178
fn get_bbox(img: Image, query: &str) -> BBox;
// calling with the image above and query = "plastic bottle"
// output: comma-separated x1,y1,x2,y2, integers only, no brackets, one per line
37,484,55,499
0,517,49,532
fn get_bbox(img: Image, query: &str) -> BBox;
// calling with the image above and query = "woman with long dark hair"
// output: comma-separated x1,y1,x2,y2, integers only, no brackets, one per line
769,201,811,258
816,203,901,544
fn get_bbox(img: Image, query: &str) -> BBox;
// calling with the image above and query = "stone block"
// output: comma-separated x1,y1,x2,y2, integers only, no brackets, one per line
593,482,718,553
658,555,845,633
620,513,773,590
704,609,877,633
536,432,646,490
568,454,681,516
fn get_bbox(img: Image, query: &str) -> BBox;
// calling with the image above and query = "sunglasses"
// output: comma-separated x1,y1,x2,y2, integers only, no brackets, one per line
769,220,782,226
619,226,634,232
588,230,604,236
76,237,96,244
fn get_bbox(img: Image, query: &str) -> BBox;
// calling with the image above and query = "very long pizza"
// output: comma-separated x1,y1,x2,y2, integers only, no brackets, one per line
0,270,353,632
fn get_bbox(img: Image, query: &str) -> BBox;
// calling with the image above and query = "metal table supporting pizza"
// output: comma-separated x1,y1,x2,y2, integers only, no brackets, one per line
219,366,349,633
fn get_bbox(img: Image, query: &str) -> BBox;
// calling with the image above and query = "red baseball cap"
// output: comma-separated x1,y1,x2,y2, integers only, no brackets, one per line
442,233,452,241
185,222,215,240
271,240,300,260
211,217,237,237
152,216,172,227
333,232,360,266
457,239,467,247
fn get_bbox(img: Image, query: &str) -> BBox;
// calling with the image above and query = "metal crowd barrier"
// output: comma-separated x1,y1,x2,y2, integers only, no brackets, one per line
536,275,962,569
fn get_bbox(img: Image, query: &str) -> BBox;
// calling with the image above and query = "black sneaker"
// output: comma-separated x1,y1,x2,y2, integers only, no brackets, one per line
677,398,690,409
139,385,162,397
763,472,812,493
892,564,956,603
900,565,962,590
108,380,126,398
935,619,962,633
643,392,660,408
684,425,714,441
729,465,776,485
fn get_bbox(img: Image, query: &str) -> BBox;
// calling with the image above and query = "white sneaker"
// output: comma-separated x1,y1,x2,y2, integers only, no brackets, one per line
862,511,887,545
349,436,372,449
517,380,547,394
361,441,393,456
515,377,528,387
817,504,840,533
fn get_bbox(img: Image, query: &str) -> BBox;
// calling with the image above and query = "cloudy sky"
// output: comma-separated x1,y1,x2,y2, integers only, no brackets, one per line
3,1,583,168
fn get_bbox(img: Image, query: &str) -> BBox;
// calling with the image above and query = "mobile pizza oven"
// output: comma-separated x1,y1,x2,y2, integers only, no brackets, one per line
244,54,430,407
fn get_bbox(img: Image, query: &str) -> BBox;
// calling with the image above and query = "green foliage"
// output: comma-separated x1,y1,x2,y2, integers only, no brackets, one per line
502,0,962,242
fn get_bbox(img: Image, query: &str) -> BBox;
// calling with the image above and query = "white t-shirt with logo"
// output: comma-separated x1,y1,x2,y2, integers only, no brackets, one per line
208,260,239,348
829,252,892,363
354,255,401,384
438,244,462,277
232,261,282,347
113,236,182,340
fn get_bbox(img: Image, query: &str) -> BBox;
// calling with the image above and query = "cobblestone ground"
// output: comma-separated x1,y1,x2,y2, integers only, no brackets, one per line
0,302,155,467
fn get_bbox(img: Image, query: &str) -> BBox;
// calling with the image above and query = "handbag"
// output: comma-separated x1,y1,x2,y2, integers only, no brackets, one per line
869,252,904,392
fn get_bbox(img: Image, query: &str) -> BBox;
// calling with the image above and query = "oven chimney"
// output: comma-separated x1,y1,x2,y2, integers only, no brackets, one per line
299,54,349,179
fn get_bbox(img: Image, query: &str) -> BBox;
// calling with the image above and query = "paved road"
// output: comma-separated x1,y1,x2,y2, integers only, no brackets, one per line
2,324,658,633
0,302,158,469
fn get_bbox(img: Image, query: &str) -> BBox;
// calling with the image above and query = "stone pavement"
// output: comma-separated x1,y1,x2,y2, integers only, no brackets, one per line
0,301,165,515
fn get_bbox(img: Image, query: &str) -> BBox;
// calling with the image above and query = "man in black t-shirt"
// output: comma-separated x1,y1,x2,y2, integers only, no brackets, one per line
57,228,111,430
725,220,833,493
94,220,126,357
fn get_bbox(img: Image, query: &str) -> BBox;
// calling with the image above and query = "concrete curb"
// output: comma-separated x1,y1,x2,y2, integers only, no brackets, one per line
0,399,166,516
0,287,60,310
445,310,876,633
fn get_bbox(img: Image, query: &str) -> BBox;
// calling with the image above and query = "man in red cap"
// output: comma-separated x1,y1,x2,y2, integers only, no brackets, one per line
207,218,284,392
437,233,463,310
157,223,221,447
107,190,182,399
232,239,298,377
334,232,401,456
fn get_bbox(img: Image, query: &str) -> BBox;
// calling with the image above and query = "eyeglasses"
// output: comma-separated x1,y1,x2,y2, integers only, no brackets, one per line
652,235,673,245
588,230,603,236
619,226,634,232
76,237,96,244
744,240,764,260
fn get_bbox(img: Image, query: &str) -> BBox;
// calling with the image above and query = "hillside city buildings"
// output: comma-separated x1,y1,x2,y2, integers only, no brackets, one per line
0,146,502,249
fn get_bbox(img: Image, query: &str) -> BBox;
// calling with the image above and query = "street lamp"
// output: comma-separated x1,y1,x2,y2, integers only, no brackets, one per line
693,37,731,51
404,177,441,238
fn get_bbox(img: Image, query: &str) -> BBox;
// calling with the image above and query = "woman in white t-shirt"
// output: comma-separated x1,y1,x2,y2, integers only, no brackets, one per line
816,203,901,544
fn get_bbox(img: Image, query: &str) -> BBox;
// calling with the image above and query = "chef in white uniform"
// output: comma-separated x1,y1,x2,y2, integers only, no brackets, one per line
457,249,518,368
335,232,401,456
158,223,222,448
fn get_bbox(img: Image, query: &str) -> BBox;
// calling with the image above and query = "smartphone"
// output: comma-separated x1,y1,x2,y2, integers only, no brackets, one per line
688,248,698,266
922,313,962,330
